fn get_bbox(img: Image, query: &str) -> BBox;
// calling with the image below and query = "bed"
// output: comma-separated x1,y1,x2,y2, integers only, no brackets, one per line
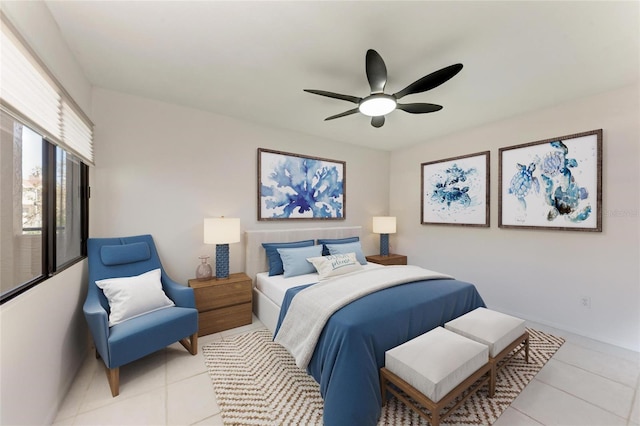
246,226,368,333
245,227,486,426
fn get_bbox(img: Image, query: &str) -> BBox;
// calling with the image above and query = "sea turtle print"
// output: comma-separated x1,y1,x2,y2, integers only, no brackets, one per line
540,141,591,222
430,163,474,208
508,162,540,210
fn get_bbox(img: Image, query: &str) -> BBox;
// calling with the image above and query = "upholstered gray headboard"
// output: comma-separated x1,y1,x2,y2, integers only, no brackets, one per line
244,226,362,284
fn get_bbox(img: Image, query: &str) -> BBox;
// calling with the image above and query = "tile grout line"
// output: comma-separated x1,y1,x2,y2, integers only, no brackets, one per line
72,357,97,423
627,373,640,424
507,404,547,425
562,337,640,365
531,376,630,422
55,356,93,424
550,355,638,389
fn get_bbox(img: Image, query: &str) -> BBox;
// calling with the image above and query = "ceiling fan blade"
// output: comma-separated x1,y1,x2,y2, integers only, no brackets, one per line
371,116,385,128
304,89,361,104
396,103,443,114
393,63,463,100
366,49,387,93
325,108,360,121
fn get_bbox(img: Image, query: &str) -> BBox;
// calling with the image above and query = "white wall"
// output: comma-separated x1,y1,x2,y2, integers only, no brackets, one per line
0,262,87,425
90,88,390,285
390,85,640,351
0,2,92,425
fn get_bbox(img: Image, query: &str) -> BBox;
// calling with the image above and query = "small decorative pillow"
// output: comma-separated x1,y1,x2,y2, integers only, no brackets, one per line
262,240,315,276
325,241,367,265
307,252,363,280
277,245,323,278
100,242,151,266
95,268,175,327
317,236,360,256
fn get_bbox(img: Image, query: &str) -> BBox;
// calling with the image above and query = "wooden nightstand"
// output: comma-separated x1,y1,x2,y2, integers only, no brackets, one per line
366,254,408,266
188,272,252,336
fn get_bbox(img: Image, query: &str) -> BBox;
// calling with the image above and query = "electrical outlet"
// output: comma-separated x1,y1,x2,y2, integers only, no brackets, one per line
580,296,591,309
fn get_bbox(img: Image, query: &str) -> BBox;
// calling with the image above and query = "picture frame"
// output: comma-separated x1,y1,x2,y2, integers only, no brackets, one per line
421,151,490,227
498,129,602,231
258,148,346,221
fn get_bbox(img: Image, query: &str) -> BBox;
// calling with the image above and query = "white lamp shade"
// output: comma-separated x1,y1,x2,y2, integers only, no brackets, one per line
373,216,396,234
204,217,241,244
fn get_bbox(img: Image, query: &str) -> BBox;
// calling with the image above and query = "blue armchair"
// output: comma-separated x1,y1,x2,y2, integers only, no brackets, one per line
84,235,198,397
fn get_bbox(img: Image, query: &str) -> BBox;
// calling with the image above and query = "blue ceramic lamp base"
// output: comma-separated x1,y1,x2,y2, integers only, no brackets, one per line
379,234,389,256
215,243,230,279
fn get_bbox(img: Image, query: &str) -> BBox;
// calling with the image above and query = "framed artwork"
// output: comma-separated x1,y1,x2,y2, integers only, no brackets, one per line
258,148,346,220
421,151,490,227
499,129,602,231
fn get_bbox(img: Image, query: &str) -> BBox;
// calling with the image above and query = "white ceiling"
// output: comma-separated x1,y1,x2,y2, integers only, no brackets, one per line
44,1,639,151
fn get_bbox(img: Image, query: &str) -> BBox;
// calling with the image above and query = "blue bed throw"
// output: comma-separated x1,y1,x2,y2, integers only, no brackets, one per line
275,278,486,426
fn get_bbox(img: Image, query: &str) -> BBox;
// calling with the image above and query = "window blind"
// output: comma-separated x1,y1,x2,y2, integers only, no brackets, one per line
0,13,94,164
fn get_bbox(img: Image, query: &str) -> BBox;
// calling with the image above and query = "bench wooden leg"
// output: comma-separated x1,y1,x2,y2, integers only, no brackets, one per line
488,331,530,397
432,410,441,426
106,366,119,397
489,360,497,397
380,364,490,426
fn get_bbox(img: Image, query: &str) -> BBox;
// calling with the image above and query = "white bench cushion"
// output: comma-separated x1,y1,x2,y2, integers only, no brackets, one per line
385,327,488,402
445,307,526,357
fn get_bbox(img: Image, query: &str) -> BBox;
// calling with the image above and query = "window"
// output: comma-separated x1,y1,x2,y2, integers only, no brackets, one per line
0,112,89,303
56,146,85,268
0,12,92,303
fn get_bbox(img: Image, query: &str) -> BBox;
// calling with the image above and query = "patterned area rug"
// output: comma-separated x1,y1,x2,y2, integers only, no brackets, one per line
203,328,564,425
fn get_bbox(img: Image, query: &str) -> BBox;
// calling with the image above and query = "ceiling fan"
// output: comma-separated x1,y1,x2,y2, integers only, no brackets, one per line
304,49,463,128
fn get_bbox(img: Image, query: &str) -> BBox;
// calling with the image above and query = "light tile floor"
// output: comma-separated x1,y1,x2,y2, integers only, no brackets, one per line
54,317,640,425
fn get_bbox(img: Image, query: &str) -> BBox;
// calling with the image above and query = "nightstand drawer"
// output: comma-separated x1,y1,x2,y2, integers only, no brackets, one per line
188,272,253,335
195,280,252,311
198,302,252,335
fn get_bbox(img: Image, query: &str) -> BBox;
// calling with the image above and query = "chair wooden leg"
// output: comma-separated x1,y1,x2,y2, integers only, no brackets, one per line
179,332,198,355
106,367,119,397
525,334,530,363
191,332,198,355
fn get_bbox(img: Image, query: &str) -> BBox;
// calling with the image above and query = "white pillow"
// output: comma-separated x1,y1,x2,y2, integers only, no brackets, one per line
307,252,363,280
96,268,175,327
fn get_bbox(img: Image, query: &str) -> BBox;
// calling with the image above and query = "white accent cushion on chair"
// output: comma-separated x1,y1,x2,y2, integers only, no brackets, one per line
385,326,489,402
96,268,175,326
444,307,526,357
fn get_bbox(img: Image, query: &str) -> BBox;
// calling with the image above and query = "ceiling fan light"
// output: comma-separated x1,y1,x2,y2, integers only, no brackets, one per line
358,95,396,116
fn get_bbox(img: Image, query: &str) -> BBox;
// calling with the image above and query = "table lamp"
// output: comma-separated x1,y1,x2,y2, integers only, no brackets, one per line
204,217,240,279
373,216,396,256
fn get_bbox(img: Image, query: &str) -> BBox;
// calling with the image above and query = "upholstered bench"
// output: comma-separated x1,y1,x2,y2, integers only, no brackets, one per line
445,307,529,396
380,327,491,426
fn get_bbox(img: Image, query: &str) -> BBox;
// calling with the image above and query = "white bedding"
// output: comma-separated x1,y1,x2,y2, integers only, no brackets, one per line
256,262,384,307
